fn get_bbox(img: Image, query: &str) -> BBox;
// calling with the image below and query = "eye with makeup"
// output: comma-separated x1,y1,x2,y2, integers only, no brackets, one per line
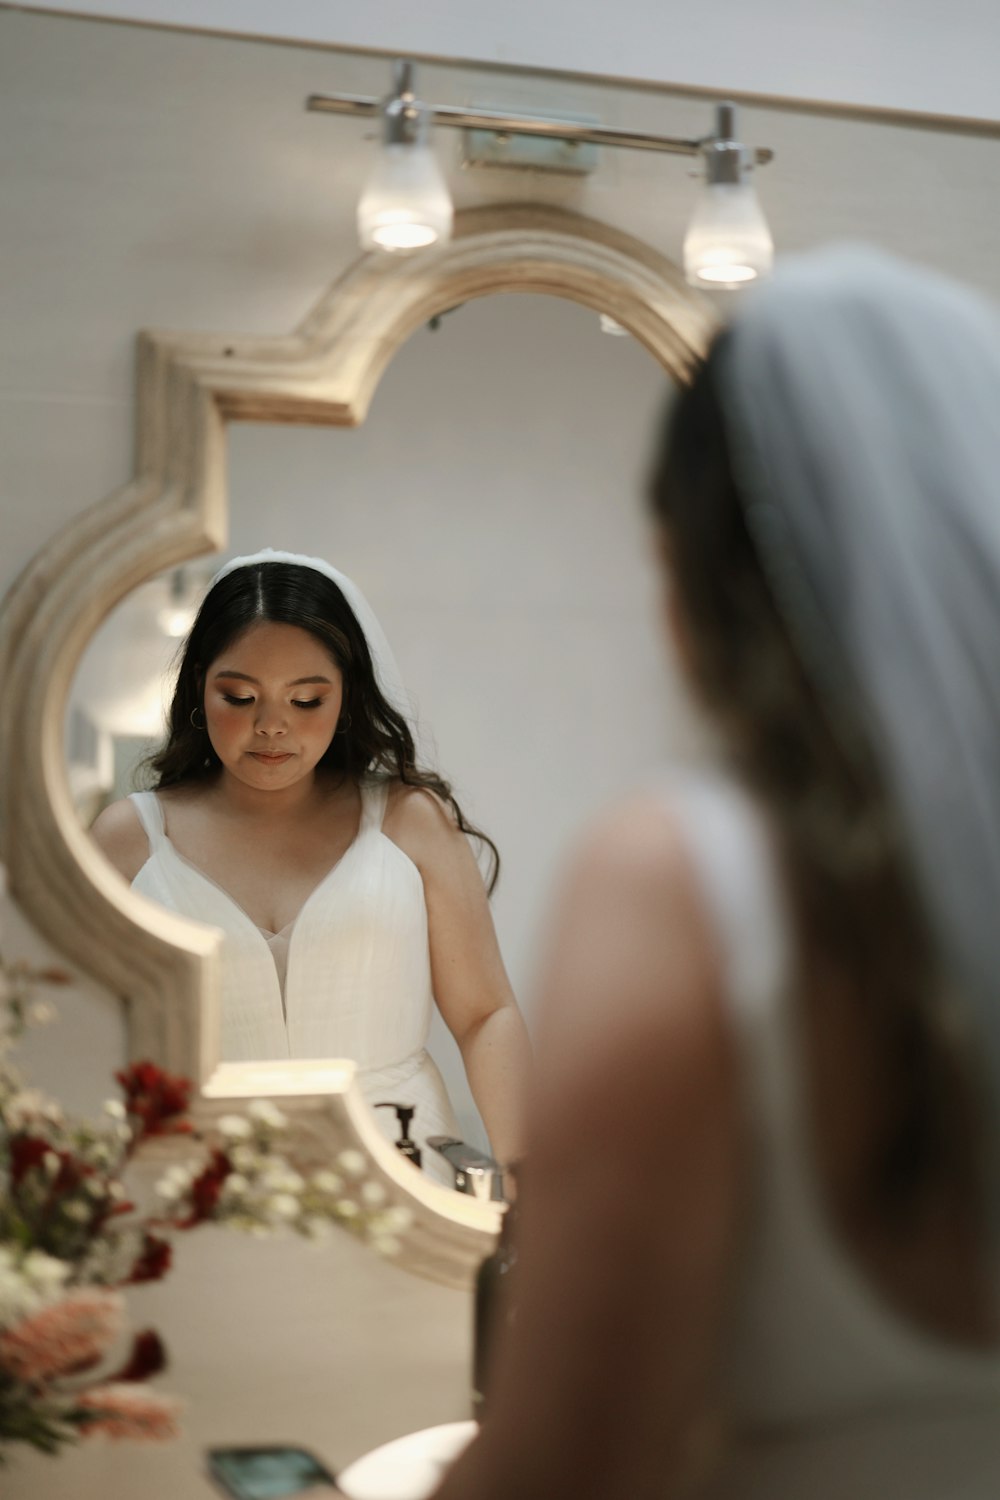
220,693,326,709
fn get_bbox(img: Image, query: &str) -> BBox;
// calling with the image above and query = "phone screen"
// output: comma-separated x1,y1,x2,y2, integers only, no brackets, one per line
207,1444,338,1499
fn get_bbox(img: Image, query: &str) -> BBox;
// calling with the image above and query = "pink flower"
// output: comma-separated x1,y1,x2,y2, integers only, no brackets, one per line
0,1289,124,1383
73,1383,182,1442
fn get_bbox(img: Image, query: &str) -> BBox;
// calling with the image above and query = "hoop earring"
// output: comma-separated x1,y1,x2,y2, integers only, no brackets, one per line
190,706,206,730
336,712,352,735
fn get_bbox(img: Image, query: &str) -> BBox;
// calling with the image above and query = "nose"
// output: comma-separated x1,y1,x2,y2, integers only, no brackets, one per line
254,702,287,738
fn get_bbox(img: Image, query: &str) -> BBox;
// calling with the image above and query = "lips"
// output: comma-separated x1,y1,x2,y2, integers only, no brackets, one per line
249,752,293,765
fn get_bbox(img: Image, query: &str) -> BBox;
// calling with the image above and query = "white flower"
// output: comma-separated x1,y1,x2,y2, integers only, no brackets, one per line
311,1171,343,1196
336,1149,367,1180
300,1216,335,1241
220,1173,249,1199
370,1234,402,1258
155,1165,193,1202
335,1200,360,1220
230,1144,259,1173
102,1099,126,1120
360,1181,387,1208
247,1100,287,1131
83,1177,107,1199
217,1115,253,1141
260,1168,304,1196
379,1205,415,1233
22,1251,70,1293
268,1194,301,1222
62,1200,91,1223
41,1151,61,1179
4,1087,63,1130
28,1000,57,1026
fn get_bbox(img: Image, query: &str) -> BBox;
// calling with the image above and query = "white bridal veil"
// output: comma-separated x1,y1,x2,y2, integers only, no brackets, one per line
210,548,418,735
719,245,1000,1159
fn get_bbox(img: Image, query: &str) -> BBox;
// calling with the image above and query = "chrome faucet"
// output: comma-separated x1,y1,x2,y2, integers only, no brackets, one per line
427,1136,506,1201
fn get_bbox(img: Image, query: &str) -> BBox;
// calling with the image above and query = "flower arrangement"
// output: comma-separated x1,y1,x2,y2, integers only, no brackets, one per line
0,951,413,1461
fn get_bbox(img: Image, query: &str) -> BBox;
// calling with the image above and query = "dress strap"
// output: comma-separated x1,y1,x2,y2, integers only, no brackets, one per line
657,765,791,1024
126,790,168,852
359,776,391,833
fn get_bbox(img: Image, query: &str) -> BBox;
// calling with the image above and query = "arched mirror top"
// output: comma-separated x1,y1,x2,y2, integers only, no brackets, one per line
0,203,717,1287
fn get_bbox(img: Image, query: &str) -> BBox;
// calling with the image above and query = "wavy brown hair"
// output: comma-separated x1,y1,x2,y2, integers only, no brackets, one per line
649,334,984,1245
143,560,500,892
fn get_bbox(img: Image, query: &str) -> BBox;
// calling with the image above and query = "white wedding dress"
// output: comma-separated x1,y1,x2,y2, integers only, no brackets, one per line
666,766,1000,1500
127,776,460,1183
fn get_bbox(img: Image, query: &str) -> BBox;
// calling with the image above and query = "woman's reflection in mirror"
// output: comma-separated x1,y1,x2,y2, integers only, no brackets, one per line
91,550,531,1181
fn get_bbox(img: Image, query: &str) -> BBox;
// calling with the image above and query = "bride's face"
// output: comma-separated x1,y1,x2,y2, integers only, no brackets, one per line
202,620,344,792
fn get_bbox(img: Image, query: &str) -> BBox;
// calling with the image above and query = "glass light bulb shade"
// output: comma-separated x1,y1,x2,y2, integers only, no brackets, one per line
357,142,453,253
157,603,197,638
683,180,774,290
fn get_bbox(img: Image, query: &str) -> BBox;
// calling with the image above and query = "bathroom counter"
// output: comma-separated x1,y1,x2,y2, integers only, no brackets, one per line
6,1222,473,1500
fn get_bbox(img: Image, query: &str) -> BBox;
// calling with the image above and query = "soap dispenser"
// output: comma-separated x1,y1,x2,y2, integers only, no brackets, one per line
472,1165,519,1421
375,1102,422,1169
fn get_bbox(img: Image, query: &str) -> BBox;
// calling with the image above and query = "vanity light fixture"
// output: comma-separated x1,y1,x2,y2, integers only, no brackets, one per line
309,68,775,281
683,103,774,288
157,568,201,639
355,61,454,252
155,567,209,639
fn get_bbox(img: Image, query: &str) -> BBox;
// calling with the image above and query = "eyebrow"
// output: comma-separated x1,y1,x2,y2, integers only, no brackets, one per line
213,671,334,687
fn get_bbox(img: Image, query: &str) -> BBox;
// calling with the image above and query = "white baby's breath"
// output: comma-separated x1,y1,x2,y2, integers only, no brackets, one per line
336,1149,366,1180
360,1181,387,1208
247,1099,287,1131
379,1205,415,1233
217,1115,253,1141
311,1170,343,1196
268,1194,301,1222
370,1234,402,1258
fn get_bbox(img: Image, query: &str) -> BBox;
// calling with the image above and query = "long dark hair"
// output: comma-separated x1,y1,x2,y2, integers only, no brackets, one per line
649,336,984,1239
144,560,500,892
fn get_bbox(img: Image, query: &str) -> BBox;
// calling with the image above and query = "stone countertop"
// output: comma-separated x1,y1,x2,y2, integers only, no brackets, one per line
6,1223,473,1500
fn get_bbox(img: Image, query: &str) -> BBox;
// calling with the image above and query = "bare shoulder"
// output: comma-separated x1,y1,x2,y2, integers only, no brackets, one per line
89,797,150,882
561,788,710,919
382,780,466,863
535,788,728,1088
383,780,455,833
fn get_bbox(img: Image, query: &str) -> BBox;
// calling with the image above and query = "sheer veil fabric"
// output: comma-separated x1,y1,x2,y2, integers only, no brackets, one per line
717,246,1000,1200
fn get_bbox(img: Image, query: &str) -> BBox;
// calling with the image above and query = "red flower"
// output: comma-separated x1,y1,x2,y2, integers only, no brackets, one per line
8,1134,54,1186
179,1149,232,1227
108,1329,167,1383
127,1233,173,1285
115,1062,193,1139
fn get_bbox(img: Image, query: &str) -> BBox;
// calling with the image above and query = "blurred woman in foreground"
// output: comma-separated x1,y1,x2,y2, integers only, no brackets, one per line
435,246,1000,1499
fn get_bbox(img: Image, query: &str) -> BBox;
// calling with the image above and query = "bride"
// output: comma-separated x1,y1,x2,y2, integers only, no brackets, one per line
91,549,531,1181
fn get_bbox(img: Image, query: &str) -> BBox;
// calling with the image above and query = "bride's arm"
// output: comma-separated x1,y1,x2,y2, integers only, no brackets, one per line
431,793,747,1500
383,786,532,1168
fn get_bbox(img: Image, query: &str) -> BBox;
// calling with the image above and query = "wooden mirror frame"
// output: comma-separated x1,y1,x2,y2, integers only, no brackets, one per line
0,203,716,1287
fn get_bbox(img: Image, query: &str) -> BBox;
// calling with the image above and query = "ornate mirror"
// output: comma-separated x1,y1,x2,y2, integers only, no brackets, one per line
0,203,715,1286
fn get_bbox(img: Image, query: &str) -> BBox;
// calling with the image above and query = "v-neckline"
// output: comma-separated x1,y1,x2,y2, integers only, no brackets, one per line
154,785,368,940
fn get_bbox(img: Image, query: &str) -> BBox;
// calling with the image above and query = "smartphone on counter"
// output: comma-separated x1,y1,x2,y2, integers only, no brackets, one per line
207,1444,339,1499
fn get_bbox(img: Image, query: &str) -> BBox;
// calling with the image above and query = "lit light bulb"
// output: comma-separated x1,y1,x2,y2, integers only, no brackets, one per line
684,102,774,291
357,61,453,254
683,180,773,289
357,142,453,253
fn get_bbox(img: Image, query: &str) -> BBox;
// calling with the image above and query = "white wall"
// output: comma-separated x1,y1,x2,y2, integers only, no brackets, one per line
2,13,1000,1495
9,0,1000,120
